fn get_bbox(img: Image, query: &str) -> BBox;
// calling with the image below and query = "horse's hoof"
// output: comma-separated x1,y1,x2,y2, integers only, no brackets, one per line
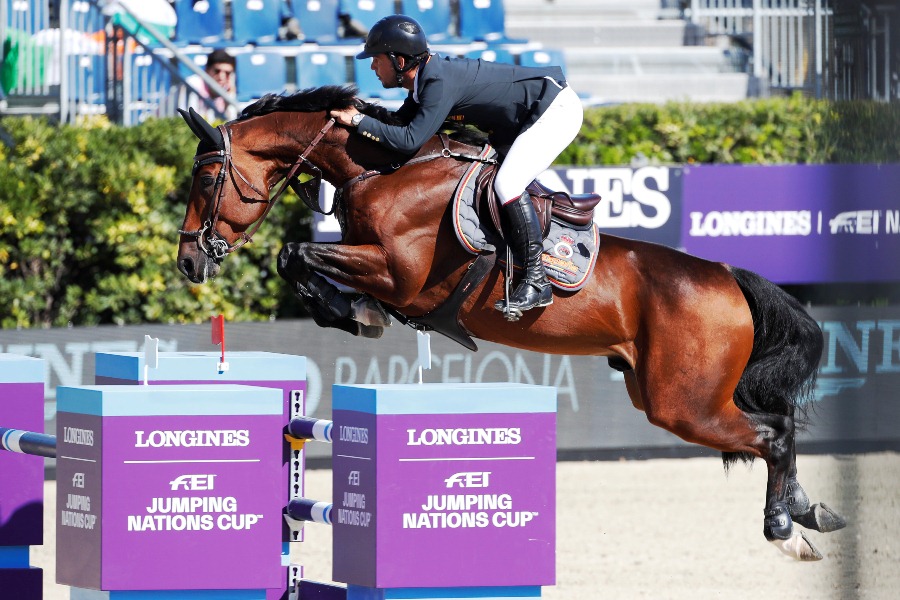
357,324,384,339
351,296,392,327
770,531,823,561
794,503,847,533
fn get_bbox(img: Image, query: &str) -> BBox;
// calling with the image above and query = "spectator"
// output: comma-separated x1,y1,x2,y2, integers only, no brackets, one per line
185,48,238,121
279,0,303,40
338,11,368,39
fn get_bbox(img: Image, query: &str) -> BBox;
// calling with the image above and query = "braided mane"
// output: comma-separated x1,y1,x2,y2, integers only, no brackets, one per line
237,84,483,143
239,85,358,119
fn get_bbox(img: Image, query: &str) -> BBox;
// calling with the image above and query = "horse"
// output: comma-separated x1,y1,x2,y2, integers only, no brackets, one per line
176,85,845,561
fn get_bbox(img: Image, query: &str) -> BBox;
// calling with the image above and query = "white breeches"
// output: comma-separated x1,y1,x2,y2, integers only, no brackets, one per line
493,84,583,205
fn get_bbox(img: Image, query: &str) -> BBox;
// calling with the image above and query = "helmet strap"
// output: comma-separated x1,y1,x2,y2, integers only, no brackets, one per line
388,52,426,86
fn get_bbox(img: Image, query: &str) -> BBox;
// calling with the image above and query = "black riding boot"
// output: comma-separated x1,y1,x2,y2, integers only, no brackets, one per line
494,193,553,318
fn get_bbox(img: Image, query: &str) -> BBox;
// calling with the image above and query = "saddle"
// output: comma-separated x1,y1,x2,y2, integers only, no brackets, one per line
396,144,603,352
474,164,602,239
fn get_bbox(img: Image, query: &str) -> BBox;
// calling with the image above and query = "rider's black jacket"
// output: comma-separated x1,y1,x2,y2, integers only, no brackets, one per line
356,53,567,157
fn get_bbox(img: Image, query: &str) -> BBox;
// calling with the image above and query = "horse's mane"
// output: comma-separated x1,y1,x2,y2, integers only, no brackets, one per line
239,85,359,119
238,84,487,145
239,85,403,126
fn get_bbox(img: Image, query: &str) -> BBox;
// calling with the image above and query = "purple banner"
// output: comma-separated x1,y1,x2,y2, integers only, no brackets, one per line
681,164,900,284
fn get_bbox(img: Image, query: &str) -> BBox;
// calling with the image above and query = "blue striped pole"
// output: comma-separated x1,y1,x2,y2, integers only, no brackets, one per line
0,427,57,459
286,416,333,443
287,498,333,525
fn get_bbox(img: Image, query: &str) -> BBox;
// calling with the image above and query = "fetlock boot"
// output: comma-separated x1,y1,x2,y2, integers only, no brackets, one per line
494,193,553,319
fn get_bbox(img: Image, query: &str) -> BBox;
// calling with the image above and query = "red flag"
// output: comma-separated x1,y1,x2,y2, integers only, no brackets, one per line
211,314,224,345
211,314,225,364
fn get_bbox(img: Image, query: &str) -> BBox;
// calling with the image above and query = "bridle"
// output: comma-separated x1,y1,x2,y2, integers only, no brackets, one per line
180,114,495,261
179,118,336,260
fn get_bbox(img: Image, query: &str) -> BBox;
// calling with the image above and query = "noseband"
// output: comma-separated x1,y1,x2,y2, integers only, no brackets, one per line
179,118,336,260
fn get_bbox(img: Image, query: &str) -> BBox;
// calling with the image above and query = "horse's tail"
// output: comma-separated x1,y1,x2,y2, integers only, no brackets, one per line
724,266,823,468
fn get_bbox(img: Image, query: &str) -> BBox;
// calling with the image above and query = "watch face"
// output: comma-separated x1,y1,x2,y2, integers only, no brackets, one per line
352,114,363,126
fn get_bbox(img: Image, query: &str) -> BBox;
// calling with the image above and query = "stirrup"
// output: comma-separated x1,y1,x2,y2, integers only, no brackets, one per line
494,277,553,321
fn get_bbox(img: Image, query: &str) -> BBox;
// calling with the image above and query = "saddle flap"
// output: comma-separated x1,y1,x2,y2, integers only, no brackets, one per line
474,165,553,238
474,164,601,236
451,157,601,293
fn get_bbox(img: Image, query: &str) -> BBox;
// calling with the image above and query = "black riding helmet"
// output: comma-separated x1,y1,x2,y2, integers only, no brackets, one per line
356,15,429,82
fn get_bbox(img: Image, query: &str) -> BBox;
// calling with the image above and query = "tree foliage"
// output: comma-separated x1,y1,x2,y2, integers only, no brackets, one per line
0,115,309,328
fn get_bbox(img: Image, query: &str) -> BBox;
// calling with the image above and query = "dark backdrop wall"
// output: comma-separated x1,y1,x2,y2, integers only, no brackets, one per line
1,305,897,465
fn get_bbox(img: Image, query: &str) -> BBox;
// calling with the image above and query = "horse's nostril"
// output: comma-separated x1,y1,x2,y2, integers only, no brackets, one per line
180,257,194,276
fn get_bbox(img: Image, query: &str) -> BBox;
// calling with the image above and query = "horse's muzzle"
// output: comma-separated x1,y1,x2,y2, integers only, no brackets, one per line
178,250,219,284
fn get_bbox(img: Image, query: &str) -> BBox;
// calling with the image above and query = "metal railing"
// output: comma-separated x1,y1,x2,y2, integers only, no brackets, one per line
1,0,235,124
686,0,834,97
832,2,897,101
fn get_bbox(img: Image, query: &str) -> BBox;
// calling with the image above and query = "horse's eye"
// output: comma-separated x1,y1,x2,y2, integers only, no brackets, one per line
201,175,215,187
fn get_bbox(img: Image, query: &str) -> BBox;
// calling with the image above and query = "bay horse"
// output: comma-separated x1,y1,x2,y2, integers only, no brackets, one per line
176,85,845,560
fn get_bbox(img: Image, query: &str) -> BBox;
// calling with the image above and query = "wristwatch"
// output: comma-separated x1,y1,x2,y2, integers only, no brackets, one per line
350,113,364,127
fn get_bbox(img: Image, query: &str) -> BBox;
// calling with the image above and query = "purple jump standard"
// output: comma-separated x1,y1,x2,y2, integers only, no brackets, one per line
331,383,558,600
0,354,46,600
95,351,308,600
55,384,284,600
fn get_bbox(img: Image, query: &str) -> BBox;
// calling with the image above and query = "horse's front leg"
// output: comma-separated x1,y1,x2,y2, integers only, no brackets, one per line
278,241,396,335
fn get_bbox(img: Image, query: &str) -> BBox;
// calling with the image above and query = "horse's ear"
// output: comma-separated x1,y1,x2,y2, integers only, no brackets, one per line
178,108,206,141
187,107,225,149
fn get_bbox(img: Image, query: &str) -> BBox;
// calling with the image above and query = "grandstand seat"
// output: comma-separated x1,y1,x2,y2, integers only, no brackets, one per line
399,0,471,44
126,53,173,124
173,0,226,46
339,0,395,34
231,0,282,45
354,62,406,102
518,48,568,75
6,0,50,34
66,54,106,104
464,48,516,65
296,51,349,89
235,51,289,102
292,0,355,44
457,0,527,44
129,53,172,98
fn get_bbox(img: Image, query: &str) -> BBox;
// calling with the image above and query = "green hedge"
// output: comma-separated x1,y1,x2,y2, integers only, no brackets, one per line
559,96,900,165
0,116,310,328
1,97,898,328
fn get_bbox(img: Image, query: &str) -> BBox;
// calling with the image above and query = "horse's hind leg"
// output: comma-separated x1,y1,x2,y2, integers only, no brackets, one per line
748,413,826,560
785,451,847,534
636,352,825,560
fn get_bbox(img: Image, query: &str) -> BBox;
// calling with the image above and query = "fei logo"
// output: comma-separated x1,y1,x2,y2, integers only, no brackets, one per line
169,474,217,491
829,211,881,234
444,471,491,488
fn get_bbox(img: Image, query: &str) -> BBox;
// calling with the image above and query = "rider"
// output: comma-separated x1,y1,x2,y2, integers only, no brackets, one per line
329,15,584,316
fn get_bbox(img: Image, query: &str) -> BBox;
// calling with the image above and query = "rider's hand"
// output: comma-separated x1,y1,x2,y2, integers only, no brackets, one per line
330,107,361,127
